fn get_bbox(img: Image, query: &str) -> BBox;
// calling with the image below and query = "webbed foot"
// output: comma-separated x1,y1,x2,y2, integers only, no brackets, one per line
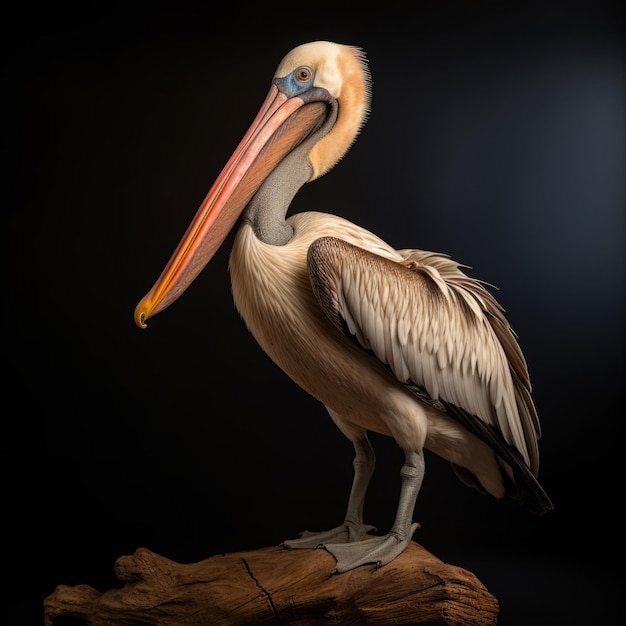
326,522,419,574
281,522,377,549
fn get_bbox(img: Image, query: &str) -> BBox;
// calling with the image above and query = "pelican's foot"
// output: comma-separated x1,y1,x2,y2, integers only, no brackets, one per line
325,522,420,574
281,522,377,550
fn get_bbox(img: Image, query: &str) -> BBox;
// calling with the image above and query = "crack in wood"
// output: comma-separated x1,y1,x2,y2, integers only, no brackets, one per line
241,557,283,625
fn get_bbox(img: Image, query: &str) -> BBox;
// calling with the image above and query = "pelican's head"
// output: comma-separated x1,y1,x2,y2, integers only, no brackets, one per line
273,41,371,179
134,42,372,327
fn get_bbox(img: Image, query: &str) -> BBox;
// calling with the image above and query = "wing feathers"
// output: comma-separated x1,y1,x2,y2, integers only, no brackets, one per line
307,236,543,483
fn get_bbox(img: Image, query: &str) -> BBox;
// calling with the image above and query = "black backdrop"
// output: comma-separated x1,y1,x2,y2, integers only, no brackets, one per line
6,2,623,624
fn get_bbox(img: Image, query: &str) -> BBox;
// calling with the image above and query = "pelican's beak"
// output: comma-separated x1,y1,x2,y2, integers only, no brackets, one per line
134,84,329,328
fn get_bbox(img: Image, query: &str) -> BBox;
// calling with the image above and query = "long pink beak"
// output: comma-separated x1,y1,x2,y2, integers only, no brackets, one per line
134,85,327,328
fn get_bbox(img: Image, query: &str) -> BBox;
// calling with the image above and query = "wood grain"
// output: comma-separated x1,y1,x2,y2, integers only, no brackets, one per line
44,540,498,625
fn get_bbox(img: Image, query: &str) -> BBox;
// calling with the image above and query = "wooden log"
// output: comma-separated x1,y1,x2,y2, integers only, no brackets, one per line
44,541,498,625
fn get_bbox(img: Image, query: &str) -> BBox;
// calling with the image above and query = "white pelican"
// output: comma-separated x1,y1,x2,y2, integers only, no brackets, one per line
135,41,553,574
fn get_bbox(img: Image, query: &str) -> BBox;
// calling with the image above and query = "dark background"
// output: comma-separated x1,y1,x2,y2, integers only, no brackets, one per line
6,1,624,624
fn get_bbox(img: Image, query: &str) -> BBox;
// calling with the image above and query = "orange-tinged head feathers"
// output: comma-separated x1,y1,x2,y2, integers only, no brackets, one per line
274,41,372,180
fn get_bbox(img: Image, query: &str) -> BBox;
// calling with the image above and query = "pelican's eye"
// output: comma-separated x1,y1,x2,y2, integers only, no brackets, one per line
273,65,315,96
295,66,312,83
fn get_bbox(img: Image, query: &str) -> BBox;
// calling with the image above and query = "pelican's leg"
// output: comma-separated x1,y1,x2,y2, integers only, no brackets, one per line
282,435,377,549
324,449,423,574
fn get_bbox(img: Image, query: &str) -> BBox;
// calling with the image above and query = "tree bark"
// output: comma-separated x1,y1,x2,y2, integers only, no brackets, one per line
44,541,498,625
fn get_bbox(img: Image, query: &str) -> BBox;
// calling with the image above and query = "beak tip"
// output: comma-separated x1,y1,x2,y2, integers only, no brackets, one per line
134,302,149,329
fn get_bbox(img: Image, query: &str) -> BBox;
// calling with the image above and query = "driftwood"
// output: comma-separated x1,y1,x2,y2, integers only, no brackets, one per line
44,540,498,625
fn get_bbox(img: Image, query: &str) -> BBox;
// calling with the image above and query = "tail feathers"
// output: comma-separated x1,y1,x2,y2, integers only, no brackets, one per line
451,460,553,515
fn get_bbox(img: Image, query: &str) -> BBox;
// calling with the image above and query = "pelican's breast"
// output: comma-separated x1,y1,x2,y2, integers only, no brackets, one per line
229,211,406,430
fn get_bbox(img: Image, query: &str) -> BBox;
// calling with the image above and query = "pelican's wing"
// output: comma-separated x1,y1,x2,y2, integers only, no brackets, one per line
307,236,542,477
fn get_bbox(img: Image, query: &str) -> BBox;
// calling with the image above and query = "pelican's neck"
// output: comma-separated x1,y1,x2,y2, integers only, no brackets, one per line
242,141,312,246
243,98,339,246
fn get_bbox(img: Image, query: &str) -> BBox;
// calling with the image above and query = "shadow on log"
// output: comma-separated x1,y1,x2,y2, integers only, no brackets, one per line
44,540,498,625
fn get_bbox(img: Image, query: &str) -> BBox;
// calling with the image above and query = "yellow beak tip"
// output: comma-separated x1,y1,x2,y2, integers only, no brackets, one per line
134,304,149,329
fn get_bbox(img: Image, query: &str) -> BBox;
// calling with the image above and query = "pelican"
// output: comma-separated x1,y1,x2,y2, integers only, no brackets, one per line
135,41,552,574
